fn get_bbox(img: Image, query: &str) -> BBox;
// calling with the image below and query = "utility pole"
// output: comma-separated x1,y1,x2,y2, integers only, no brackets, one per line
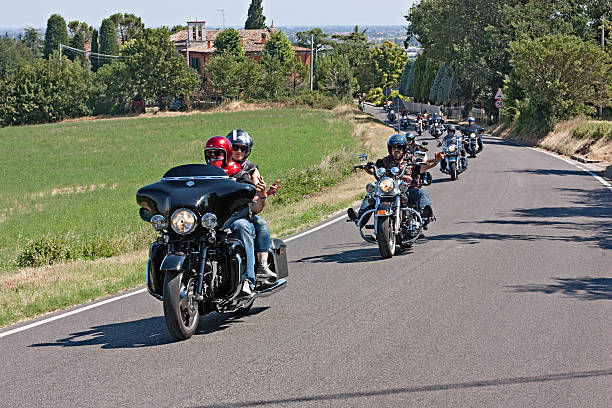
218,9,225,29
600,15,605,117
310,34,314,91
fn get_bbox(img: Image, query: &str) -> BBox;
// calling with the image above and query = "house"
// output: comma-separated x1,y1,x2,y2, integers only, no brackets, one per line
170,21,311,77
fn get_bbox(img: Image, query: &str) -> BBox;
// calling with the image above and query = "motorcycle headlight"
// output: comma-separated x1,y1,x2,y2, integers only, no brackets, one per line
448,145,456,153
470,132,476,138
376,167,387,178
399,181,409,193
171,208,197,235
201,212,218,229
366,183,376,193
150,214,168,231
379,178,394,193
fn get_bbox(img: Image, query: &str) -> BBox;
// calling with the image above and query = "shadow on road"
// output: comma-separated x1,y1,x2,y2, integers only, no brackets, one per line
294,247,383,264
191,368,612,408
508,277,612,300
28,307,269,349
454,187,612,250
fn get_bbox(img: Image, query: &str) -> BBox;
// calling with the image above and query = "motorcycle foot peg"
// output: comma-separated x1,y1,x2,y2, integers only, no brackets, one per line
365,224,374,230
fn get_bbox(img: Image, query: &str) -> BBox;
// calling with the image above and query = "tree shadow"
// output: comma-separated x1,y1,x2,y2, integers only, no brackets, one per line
504,168,599,177
28,307,269,349
455,187,612,250
191,368,612,408
508,277,612,300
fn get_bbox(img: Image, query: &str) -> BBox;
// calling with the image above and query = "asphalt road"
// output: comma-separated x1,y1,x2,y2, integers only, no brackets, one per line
1,108,611,407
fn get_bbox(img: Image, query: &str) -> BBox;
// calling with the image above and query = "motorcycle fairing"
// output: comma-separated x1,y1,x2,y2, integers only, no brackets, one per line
137,164,256,228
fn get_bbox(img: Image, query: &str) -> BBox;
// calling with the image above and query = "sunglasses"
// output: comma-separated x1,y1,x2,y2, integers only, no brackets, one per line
205,150,225,159
233,145,249,153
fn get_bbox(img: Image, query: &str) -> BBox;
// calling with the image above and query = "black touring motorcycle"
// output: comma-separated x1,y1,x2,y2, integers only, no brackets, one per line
137,164,288,340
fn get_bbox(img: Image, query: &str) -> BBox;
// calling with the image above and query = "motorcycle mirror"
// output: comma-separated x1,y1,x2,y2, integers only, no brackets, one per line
357,153,368,162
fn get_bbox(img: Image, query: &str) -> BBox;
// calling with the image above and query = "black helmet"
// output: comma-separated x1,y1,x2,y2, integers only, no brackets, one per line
387,133,408,154
405,132,416,142
226,129,253,160
447,124,456,132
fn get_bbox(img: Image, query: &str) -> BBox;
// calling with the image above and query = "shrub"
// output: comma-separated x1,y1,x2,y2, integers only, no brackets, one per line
573,121,612,141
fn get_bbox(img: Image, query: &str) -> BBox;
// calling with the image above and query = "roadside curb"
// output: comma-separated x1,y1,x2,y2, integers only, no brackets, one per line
570,155,601,164
606,165,612,179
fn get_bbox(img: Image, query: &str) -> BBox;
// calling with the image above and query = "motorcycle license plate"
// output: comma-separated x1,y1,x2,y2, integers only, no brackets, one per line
377,209,388,215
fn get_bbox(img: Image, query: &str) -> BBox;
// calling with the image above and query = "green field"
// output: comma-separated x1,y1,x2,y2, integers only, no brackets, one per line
0,109,357,274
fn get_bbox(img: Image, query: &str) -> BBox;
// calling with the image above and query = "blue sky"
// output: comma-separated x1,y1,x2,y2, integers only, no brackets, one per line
1,0,415,29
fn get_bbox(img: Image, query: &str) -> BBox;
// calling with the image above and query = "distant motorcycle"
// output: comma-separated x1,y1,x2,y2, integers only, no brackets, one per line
387,110,397,124
439,134,468,181
430,122,445,139
415,118,425,136
400,116,410,130
460,127,484,157
353,154,425,258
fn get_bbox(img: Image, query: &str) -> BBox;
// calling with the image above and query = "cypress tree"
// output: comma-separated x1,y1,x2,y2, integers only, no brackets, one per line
245,0,266,29
99,18,119,67
90,29,99,71
43,14,68,59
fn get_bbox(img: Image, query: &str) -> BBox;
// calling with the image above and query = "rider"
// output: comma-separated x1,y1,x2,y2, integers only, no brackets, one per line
204,136,267,296
387,109,397,123
439,124,468,170
347,133,443,229
226,129,279,286
429,112,444,133
462,117,484,152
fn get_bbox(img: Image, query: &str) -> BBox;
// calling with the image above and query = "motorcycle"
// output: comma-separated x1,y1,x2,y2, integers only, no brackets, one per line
413,144,433,186
430,121,445,139
415,118,424,136
460,128,483,158
353,154,425,259
400,116,410,130
439,134,468,181
137,164,288,340
386,110,397,124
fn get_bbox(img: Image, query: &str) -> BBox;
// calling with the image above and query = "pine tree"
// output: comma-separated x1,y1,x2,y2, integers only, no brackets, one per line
43,14,68,59
399,59,413,97
245,0,266,29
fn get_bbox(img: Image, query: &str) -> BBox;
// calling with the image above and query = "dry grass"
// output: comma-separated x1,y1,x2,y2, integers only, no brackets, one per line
490,119,612,163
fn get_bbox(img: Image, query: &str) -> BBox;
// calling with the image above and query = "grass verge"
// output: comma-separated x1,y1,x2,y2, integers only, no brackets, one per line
0,105,391,328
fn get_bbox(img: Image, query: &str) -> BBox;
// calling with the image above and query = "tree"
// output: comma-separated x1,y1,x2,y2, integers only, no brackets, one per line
43,14,68,59
314,53,356,99
262,31,295,64
23,27,43,56
68,21,92,64
205,51,262,100
245,0,266,29
331,26,377,92
99,18,119,67
0,37,37,78
285,55,308,95
399,59,414,97
0,56,93,126
120,27,200,109
213,28,245,58
295,27,330,69
109,13,145,44
370,41,407,88
90,29,99,71
170,25,187,35
509,34,612,127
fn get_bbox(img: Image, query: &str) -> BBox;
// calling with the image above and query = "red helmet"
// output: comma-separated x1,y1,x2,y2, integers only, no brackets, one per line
204,136,242,176
204,136,233,168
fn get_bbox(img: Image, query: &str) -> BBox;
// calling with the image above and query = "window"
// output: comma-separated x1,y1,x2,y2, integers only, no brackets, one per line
191,57,201,73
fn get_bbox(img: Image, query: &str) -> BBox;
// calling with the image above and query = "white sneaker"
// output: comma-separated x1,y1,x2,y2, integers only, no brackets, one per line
240,280,253,296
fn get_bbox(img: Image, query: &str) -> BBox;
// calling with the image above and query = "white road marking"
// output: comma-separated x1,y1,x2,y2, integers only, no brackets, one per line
0,288,147,339
1,214,350,338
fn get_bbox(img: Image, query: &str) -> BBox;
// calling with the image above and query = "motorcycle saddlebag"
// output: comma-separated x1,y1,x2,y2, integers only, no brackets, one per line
268,238,288,279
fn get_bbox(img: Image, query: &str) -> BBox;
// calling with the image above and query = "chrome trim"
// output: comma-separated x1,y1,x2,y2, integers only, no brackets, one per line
161,176,229,181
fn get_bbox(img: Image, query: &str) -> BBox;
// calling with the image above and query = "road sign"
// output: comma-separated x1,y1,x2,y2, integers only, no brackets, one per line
383,87,391,97
391,83,399,91
494,88,504,100
495,100,504,108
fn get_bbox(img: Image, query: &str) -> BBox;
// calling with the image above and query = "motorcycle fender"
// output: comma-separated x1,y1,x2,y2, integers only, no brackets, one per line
160,253,187,271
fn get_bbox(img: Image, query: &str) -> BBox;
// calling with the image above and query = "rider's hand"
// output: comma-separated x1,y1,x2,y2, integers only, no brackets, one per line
266,180,280,196
434,152,445,161
255,176,267,199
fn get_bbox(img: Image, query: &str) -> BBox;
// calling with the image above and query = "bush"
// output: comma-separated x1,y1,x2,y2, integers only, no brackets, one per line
573,121,612,141
291,90,342,110
366,87,384,105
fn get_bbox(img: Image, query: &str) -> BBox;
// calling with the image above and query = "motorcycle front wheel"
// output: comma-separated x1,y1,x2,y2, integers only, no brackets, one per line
469,147,476,158
376,217,396,259
163,271,200,340
450,161,458,181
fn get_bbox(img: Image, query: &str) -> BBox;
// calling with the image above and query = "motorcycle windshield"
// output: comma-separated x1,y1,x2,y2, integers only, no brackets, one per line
137,164,256,228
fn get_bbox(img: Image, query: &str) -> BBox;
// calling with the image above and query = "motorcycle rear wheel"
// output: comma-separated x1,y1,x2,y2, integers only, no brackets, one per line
450,162,458,181
469,148,476,158
163,271,200,340
377,217,396,259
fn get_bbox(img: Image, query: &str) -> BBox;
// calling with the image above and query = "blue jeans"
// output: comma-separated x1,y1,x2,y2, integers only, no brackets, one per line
252,214,270,253
229,216,256,289
407,187,431,214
